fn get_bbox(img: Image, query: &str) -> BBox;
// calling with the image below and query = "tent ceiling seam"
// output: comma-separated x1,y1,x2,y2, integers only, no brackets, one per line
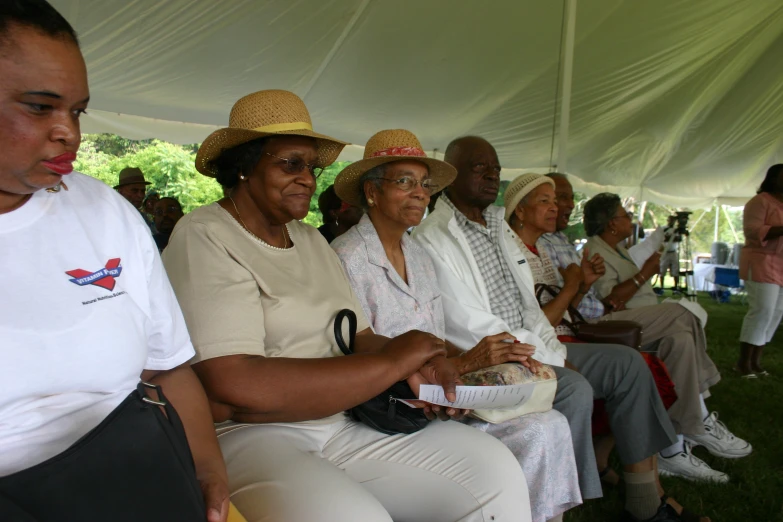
300,0,371,100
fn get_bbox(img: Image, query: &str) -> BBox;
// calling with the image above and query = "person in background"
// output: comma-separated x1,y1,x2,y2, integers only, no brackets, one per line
413,136,707,522
317,184,342,242
153,196,184,252
0,1,229,520
115,166,156,233
163,90,532,522
332,129,581,522
144,190,160,219
660,215,681,291
738,163,783,377
579,191,751,482
319,184,364,242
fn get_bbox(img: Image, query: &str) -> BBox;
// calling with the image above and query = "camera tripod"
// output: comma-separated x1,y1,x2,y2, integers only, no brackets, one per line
676,232,697,301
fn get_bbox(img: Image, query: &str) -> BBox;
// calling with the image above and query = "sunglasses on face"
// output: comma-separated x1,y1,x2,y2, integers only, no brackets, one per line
265,152,325,179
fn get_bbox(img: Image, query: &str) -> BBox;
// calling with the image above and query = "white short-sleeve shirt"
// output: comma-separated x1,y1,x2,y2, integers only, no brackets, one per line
0,172,195,477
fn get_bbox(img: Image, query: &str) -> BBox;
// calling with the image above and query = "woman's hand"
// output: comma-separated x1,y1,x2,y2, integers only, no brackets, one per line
455,333,536,374
407,356,469,420
381,330,447,381
640,251,662,280
198,469,230,522
601,295,626,313
558,263,584,290
581,248,606,286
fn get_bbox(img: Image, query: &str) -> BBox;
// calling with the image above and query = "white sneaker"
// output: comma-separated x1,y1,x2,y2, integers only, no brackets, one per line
658,443,729,483
684,412,752,459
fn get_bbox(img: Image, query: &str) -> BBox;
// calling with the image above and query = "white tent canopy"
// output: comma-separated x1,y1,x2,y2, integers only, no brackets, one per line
53,0,783,208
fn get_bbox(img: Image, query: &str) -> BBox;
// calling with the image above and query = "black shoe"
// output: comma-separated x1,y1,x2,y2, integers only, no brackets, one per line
620,499,681,522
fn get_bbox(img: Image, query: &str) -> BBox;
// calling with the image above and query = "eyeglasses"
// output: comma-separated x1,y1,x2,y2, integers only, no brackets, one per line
265,153,325,179
381,176,440,195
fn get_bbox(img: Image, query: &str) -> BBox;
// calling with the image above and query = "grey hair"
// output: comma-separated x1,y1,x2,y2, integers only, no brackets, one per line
357,164,388,209
583,193,622,237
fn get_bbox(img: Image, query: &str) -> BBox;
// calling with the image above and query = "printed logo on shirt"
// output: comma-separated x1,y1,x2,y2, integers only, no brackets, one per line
66,258,123,291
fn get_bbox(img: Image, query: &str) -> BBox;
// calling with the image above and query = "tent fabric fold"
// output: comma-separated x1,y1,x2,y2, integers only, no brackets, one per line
54,0,783,208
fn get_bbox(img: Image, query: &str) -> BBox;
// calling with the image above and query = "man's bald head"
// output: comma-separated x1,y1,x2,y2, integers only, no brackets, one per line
547,173,575,232
444,136,490,166
443,136,501,211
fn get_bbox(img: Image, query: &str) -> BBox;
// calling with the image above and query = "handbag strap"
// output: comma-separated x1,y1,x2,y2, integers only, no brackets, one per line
334,309,357,356
534,282,589,335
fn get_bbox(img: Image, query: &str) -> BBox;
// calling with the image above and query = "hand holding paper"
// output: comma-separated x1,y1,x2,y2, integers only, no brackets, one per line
417,383,537,410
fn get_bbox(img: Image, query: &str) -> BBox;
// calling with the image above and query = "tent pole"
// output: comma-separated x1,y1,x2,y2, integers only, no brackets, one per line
556,0,577,172
722,205,740,243
714,203,719,242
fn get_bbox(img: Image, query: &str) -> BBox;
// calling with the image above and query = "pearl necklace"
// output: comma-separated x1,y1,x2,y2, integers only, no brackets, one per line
228,195,289,250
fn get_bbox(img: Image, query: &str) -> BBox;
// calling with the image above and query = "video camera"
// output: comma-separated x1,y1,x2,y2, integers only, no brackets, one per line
674,211,691,236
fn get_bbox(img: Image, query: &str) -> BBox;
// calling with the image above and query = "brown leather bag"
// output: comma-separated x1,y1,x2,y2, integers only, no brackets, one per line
535,283,643,349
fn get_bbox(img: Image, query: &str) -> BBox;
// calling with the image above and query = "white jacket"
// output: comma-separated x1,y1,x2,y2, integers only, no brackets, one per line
413,200,567,367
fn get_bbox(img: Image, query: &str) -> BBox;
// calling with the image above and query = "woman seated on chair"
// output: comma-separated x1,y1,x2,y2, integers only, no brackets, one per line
331,130,582,522
162,93,532,522
565,191,750,482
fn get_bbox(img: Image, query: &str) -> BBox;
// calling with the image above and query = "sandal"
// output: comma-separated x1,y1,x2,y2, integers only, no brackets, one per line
734,366,757,379
661,495,709,522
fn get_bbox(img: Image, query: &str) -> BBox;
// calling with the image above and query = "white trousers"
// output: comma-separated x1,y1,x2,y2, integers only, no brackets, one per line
740,278,783,345
219,418,532,522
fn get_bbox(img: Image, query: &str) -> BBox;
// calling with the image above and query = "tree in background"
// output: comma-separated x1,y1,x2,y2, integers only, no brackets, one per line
75,134,346,222
76,134,745,250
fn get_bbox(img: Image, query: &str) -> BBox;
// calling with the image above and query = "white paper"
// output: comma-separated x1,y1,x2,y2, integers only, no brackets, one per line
418,384,537,410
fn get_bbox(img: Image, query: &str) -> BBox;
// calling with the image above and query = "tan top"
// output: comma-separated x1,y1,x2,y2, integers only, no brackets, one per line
585,235,659,309
162,202,370,423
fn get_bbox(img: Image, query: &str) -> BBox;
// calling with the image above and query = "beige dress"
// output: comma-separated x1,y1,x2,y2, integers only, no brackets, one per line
585,235,720,435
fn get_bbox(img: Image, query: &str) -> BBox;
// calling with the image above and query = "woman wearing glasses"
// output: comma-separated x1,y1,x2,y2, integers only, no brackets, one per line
163,93,532,521
331,130,582,522
583,193,750,485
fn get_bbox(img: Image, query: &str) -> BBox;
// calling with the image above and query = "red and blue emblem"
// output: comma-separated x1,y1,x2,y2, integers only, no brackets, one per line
66,258,122,291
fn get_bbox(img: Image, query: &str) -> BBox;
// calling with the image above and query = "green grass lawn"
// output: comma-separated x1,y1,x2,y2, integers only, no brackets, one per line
566,293,783,522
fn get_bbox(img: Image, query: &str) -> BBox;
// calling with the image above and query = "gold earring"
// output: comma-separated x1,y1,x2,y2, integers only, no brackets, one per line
368,198,374,206
611,229,617,235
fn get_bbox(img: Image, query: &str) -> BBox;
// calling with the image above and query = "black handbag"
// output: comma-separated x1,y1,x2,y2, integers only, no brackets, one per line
0,381,207,522
333,309,430,435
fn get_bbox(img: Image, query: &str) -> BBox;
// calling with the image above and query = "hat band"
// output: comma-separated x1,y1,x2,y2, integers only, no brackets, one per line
370,146,426,158
251,121,313,133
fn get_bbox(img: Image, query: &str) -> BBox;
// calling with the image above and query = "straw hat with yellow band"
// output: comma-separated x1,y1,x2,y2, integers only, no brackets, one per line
195,89,348,176
503,173,556,222
334,129,457,208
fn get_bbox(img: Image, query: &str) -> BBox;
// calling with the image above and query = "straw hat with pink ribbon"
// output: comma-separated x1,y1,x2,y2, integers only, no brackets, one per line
195,89,348,176
334,129,457,207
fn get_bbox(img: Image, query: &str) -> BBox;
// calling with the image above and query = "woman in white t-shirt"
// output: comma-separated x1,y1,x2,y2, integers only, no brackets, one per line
163,89,532,522
0,2,229,521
